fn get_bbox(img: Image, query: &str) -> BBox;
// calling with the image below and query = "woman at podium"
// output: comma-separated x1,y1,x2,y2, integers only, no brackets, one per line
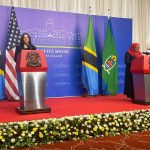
15,33,36,61
124,43,142,99
15,33,36,98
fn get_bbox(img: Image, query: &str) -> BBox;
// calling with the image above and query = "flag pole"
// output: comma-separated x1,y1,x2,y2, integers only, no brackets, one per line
11,0,14,6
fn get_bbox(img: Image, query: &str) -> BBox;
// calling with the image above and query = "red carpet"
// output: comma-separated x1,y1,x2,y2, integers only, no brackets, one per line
0,94,150,123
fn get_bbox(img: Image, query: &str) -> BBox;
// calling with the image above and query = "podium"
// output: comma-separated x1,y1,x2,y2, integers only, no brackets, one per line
16,50,51,114
131,55,150,104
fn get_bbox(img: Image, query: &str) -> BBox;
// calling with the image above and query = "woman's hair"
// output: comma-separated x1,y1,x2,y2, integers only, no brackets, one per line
20,33,32,45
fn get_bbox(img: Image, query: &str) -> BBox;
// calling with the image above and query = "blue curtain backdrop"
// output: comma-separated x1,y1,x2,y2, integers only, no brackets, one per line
0,6,132,98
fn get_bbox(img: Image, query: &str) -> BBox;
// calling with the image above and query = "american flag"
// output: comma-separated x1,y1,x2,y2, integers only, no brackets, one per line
5,7,21,100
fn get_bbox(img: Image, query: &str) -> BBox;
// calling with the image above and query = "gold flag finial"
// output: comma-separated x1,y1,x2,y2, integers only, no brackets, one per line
89,6,92,15
11,0,14,6
108,9,111,18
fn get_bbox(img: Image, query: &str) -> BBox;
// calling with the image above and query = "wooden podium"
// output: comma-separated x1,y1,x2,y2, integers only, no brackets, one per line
131,55,150,104
16,50,51,114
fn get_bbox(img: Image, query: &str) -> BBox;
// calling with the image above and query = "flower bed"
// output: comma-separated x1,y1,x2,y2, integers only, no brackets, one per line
0,109,150,149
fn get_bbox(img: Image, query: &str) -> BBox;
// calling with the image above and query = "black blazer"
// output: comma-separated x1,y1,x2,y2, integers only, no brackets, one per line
14,43,36,61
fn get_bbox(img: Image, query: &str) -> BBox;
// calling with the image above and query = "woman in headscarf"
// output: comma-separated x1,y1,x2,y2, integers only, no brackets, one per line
124,43,142,99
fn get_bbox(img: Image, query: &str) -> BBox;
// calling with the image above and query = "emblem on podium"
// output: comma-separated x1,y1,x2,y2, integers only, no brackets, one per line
26,51,41,67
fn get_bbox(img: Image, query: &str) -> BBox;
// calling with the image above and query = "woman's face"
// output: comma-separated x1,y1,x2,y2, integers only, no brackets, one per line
23,34,30,45
134,46,140,52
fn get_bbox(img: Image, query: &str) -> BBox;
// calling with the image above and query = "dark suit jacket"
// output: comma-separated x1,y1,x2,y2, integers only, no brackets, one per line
124,52,135,99
14,43,36,61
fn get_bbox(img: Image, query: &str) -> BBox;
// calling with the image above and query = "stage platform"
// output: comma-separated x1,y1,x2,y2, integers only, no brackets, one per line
0,94,150,123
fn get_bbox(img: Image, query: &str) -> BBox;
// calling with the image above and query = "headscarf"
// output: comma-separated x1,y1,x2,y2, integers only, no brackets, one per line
128,43,142,58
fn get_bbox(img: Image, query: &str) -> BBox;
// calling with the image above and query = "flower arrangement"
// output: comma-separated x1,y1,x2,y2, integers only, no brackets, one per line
0,109,150,149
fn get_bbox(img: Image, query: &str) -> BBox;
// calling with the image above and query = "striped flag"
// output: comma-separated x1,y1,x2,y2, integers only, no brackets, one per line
82,16,99,96
5,7,21,100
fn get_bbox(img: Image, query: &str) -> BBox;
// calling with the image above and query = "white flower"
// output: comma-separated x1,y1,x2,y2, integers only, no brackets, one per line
80,116,83,120
62,131,66,135
37,120,42,123
66,124,70,128
14,125,18,129
59,118,65,121
84,121,87,125
9,122,13,125
3,133,7,135
109,123,112,126
31,131,35,135
10,146,14,149
3,129,6,132
36,124,40,128
87,125,91,128
21,133,25,136
116,123,119,127
73,138,77,141
1,139,5,142
9,133,13,137
23,121,28,124
112,127,116,131
44,124,48,129
80,130,84,133
86,130,89,134
18,136,22,139
11,138,15,143
124,123,128,127
32,138,36,142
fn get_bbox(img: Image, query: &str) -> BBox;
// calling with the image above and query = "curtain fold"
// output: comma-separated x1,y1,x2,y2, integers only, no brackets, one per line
0,0,149,51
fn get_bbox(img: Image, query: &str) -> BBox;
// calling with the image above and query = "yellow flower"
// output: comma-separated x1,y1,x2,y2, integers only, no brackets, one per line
90,115,94,119
10,128,14,133
74,131,78,135
105,131,109,136
40,127,44,130
19,124,23,129
32,128,38,132
93,126,98,131
39,132,43,138
99,126,104,131
105,126,109,131
88,120,91,123
112,122,115,125
44,130,47,133
0,136,3,140
97,119,100,122
61,126,65,130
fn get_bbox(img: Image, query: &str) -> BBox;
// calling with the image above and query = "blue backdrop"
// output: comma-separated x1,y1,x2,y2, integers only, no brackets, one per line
0,6,132,97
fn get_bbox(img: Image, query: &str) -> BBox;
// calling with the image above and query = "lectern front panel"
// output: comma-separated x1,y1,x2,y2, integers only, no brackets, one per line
21,72,46,110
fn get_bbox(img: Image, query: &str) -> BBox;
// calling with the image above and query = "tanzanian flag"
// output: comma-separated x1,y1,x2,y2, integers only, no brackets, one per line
82,16,99,96
0,50,5,100
102,18,118,95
